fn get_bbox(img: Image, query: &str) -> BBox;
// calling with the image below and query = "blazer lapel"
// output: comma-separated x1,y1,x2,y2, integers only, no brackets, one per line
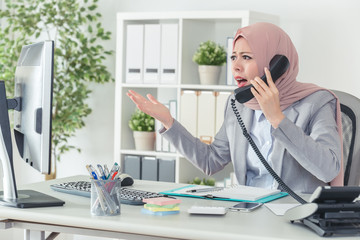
271,106,299,188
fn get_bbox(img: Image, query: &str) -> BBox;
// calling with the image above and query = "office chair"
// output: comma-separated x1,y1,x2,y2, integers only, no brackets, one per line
332,90,360,186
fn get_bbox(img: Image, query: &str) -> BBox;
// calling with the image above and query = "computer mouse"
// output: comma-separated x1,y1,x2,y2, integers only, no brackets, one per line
118,173,134,186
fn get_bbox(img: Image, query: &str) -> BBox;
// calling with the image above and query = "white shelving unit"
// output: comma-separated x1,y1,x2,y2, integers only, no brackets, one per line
114,11,278,183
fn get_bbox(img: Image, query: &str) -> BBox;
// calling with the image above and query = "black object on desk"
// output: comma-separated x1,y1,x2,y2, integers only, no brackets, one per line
285,186,360,237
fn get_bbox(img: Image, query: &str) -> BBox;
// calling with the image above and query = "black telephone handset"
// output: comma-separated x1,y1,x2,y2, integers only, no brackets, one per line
234,55,290,104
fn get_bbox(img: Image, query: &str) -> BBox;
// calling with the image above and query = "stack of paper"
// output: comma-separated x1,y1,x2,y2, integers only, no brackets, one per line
141,197,181,216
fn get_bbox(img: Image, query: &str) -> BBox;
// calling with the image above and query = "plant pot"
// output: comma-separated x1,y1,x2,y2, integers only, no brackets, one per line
198,65,221,85
133,131,155,151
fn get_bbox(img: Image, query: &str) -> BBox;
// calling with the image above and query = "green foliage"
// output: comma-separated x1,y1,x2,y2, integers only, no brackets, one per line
128,109,155,132
192,40,227,66
189,177,216,186
0,0,114,162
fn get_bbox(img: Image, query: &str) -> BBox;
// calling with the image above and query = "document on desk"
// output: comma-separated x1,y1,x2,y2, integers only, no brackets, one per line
160,185,288,203
264,203,301,216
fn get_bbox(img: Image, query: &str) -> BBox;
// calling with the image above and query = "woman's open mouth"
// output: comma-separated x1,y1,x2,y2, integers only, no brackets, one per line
235,78,248,88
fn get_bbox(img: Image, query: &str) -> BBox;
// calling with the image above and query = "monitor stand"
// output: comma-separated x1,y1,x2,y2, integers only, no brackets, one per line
0,190,65,208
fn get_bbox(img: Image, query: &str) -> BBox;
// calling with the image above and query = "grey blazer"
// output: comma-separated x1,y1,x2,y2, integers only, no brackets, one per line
161,90,341,193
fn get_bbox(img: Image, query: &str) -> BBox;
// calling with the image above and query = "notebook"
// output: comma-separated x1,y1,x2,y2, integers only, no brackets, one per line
160,184,287,203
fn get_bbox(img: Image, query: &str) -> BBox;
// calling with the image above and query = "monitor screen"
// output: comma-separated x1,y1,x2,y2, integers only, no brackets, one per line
0,41,64,208
13,41,54,174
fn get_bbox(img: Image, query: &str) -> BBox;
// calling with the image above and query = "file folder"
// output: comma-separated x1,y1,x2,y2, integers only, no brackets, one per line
124,155,141,179
226,37,236,86
197,91,216,142
160,185,288,203
155,119,162,152
180,90,198,137
169,100,177,153
141,156,158,181
160,24,178,84
161,103,170,152
215,91,231,133
143,24,161,84
158,158,175,182
126,24,144,83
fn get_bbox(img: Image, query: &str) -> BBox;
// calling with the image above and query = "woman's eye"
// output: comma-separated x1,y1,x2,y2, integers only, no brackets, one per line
230,55,236,61
242,55,252,60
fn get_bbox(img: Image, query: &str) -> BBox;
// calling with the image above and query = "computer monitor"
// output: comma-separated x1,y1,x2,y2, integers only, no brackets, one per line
0,41,64,208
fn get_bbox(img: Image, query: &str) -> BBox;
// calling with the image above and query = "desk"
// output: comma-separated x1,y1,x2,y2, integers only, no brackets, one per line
0,175,359,240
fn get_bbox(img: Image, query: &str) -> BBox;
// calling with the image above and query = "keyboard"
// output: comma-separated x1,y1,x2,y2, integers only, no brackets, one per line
50,181,166,205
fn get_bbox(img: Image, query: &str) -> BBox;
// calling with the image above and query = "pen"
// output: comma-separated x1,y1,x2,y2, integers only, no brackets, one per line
86,164,98,180
110,171,118,180
89,164,100,180
97,164,106,180
103,164,110,179
186,187,224,193
108,162,119,179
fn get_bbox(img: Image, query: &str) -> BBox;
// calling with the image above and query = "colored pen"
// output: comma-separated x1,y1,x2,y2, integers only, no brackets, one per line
89,164,100,180
186,187,224,193
108,162,119,179
103,164,110,179
86,165,98,180
97,164,106,180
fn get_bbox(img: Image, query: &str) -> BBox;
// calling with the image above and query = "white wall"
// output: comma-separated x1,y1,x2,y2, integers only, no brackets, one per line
2,0,360,239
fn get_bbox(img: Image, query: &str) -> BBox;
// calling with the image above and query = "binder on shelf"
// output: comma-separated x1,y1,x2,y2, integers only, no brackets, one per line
161,103,170,152
158,158,176,182
180,90,198,137
124,155,142,180
197,91,216,142
125,24,144,84
226,37,236,86
143,24,161,84
155,119,162,152
169,100,177,153
141,156,158,181
160,24,178,84
215,91,232,133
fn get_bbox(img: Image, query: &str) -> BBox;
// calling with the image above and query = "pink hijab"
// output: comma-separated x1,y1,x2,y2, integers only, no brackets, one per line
234,22,344,186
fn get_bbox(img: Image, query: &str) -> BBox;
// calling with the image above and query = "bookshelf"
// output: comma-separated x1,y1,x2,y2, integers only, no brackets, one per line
114,11,278,183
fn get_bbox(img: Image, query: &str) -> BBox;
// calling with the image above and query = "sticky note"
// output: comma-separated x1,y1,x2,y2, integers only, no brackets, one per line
142,197,181,206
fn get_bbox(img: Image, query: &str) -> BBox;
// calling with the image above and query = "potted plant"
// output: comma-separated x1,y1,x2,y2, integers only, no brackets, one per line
128,109,156,151
192,40,227,85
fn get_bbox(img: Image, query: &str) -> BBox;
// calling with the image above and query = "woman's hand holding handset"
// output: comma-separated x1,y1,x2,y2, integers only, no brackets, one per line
126,90,174,129
250,67,285,128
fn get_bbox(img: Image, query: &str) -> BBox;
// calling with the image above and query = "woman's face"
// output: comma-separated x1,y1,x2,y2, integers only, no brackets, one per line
231,37,259,88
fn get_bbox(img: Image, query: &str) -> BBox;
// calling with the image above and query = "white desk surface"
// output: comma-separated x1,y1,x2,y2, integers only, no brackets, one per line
0,175,359,240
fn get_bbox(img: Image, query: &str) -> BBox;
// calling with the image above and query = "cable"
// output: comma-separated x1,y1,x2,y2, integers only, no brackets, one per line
231,99,307,204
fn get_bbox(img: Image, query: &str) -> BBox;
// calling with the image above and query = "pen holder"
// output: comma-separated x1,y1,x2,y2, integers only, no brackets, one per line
91,179,121,216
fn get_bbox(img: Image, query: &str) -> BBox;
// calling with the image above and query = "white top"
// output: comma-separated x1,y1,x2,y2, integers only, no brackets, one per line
246,110,275,188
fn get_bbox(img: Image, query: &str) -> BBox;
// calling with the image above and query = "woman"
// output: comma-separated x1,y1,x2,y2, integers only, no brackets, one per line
127,22,343,193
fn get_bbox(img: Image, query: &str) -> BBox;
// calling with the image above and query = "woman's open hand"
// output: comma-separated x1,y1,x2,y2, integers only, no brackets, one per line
250,67,285,128
127,90,174,129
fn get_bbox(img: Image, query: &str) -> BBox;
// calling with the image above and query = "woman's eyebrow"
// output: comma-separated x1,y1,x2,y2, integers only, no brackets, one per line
232,51,253,55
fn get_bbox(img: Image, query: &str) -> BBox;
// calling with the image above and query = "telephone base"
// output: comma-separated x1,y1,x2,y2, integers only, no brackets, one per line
300,213,360,237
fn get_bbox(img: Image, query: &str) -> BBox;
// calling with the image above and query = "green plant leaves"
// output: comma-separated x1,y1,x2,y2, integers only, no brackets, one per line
189,177,216,186
0,0,114,162
192,40,227,66
128,109,155,132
